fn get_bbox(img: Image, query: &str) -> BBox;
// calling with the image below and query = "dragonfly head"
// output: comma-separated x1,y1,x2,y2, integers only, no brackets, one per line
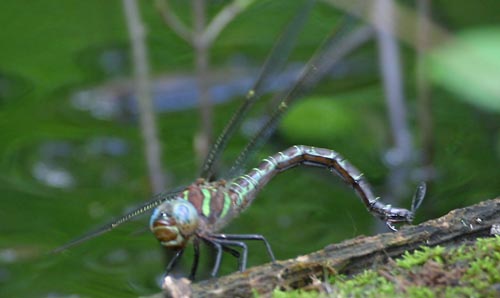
149,198,199,248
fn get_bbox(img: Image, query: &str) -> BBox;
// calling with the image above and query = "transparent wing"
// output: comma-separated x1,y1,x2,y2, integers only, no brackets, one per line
199,0,315,180
52,190,182,253
411,181,427,213
228,20,374,176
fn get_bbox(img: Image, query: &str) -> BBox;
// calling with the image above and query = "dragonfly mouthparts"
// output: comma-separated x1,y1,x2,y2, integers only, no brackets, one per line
151,223,179,242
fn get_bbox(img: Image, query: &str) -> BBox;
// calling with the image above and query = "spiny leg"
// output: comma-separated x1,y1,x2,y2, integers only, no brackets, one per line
189,238,200,280
188,238,241,280
385,221,398,232
201,238,223,277
222,244,241,259
211,233,276,262
211,239,248,272
165,249,185,276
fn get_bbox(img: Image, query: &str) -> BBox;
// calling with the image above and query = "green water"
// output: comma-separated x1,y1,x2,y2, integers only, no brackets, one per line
1,1,499,297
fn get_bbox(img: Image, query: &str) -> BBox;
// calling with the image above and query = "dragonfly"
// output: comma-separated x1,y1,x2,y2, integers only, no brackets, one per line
54,1,426,280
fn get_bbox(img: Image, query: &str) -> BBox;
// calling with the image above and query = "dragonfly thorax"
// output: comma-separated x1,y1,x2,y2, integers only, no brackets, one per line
149,198,199,248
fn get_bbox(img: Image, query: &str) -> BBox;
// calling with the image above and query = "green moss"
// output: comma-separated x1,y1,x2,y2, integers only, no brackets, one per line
406,287,436,298
331,271,396,298
271,236,500,298
396,246,446,269
273,289,321,298
444,286,478,298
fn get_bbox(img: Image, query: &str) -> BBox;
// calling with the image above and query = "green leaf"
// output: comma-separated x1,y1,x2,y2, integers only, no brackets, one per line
280,96,358,142
427,27,500,113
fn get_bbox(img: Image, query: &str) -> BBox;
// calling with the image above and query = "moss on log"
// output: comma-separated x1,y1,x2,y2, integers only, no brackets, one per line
148,197,500,298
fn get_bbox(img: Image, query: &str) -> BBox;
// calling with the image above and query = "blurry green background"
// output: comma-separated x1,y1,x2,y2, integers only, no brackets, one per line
0,0,499,297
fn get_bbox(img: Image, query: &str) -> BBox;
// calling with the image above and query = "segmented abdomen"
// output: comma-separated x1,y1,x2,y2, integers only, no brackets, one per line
228,145,379,215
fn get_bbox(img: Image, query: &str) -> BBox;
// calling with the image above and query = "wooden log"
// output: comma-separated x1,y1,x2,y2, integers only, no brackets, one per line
150,197,500,298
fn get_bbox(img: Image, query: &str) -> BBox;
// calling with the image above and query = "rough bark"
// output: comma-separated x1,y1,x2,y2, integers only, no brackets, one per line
149,197,500,298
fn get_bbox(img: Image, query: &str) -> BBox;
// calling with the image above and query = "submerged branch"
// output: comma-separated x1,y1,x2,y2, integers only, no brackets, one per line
192,0,213,169
155,0,193,43
123,0,166,193
416,0,435,178
150,197,500,297
203,0,256,46
373,0,414,228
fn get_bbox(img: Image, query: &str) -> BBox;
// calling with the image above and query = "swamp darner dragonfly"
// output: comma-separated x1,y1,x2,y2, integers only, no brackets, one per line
54,1,426,280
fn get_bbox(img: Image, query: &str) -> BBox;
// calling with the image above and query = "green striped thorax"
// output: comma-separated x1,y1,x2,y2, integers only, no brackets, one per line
149,198,199,248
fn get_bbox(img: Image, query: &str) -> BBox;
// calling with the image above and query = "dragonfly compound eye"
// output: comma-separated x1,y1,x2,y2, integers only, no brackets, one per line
172,200,199,236
149,199,198,248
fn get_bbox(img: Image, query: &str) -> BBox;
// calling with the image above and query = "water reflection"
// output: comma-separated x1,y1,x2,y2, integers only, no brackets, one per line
70,54,372,121
31,137,129,189
32,161,75,188
85,248,131,274
70,64,302,120
70,30,373,120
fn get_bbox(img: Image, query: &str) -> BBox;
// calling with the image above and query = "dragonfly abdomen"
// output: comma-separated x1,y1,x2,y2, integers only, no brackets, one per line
227,145,406,224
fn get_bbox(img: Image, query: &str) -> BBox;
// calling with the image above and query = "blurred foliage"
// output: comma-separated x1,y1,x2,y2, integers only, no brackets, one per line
428,27,500,113
0,0,499,297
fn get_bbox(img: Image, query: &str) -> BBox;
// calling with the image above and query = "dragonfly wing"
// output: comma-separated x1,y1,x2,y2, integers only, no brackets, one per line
228,20,374,176
411,181,427,213
199,0,315,180
52,190,182,253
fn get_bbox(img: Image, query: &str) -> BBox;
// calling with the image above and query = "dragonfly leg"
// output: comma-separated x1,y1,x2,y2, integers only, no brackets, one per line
385,221,398,232
189,238,200,280
189,237,241,280
201,238,223,277
212,239,248,272
222,244,241,258
212,233,276,262
165,249,185,276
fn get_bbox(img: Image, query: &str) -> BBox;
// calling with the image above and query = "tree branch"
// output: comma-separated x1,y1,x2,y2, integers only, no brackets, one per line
416,0,435,178
155,0,193,43
322,0,450,48
151,197,500,297
373,0,414,226
122,0,166,193
203,0,256,46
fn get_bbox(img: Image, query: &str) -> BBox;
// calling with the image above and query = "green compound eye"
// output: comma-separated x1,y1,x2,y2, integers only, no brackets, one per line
173,200,199,236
